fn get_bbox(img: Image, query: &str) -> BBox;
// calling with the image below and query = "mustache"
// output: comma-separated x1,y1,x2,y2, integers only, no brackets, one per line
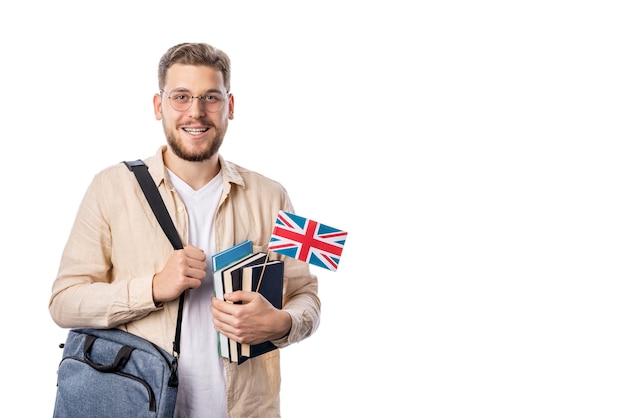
180,121,215,128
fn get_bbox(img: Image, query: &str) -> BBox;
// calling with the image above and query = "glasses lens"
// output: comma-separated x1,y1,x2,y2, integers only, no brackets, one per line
169,92,191,111
201,93,225,113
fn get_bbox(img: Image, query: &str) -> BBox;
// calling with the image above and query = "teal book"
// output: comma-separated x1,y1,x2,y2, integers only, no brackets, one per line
211,240,253,359
212,240,253,271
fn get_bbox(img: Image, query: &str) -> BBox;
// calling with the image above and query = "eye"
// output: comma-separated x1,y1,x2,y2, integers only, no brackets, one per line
172,93,190,102
202,94,222,104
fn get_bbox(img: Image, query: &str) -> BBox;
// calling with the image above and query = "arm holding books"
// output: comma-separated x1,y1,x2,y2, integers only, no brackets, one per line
210,251,320,348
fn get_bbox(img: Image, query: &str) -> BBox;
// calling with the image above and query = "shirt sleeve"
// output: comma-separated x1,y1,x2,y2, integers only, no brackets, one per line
49,170,160,329
272,256,321,347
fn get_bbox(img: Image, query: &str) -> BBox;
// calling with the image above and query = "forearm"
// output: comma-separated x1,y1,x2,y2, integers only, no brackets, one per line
275,290,321,345
272,265,321,347
49,272,158,329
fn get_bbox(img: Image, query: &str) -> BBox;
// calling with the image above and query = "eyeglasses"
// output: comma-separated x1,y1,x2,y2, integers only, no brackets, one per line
160,89,229,112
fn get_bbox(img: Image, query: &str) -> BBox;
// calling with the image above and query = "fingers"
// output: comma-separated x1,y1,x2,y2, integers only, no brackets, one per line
183,261,206,280
183,245,206,262
176,246,207,278
181,245,207,280
152,246,207,303
211,293,276,344
223,290,263,305
211,299,247,343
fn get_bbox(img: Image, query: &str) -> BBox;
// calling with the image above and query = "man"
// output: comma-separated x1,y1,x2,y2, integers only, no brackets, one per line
49,42,321,417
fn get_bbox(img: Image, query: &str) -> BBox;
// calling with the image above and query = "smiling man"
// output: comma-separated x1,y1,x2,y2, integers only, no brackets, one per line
49,42,321,418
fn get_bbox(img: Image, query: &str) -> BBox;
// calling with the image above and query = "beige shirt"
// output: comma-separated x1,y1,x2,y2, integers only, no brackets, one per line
49,146,321,417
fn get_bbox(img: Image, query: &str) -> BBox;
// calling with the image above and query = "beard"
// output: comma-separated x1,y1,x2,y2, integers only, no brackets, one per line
164,121,226,162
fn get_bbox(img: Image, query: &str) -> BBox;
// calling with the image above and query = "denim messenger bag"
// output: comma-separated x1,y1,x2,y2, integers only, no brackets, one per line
53,327,179,417
53,160,185,417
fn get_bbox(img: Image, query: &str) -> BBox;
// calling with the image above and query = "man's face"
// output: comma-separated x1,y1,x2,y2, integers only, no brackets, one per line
154,64,234,162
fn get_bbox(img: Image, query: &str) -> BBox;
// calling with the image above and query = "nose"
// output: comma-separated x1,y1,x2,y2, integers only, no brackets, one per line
187,96,206,117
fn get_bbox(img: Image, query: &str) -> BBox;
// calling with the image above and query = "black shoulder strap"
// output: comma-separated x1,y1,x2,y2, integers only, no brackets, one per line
123,160,183,250
123,159,185,362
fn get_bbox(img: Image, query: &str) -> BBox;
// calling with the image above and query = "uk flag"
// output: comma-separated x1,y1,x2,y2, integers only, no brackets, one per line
267,211,348,271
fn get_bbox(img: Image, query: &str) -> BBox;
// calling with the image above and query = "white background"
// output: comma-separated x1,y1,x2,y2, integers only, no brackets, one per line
1,1,625,417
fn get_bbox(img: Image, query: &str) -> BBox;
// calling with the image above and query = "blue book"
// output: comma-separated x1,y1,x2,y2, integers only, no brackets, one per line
238,259,284,364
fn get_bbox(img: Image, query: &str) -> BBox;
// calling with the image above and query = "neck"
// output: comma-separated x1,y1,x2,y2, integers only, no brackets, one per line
163,148,220,190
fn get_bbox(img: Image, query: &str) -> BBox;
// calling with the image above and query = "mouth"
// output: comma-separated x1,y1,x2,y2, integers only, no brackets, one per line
182,127,210,135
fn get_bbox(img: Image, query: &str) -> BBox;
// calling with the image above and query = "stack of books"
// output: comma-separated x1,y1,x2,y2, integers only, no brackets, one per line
212,240,284,364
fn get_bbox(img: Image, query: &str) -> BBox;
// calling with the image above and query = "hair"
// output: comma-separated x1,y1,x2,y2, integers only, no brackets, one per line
157,42,231,91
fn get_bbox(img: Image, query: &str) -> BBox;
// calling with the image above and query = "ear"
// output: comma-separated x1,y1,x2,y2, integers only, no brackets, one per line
228,94,235,120
153,93,163,120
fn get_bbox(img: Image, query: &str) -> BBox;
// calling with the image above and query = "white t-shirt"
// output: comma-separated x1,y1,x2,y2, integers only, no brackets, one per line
168,169,227,418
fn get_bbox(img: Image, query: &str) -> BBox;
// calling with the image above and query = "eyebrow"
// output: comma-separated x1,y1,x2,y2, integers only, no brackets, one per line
170,87,224,94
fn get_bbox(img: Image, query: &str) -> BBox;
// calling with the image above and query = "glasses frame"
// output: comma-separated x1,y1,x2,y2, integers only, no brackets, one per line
159,88,230,113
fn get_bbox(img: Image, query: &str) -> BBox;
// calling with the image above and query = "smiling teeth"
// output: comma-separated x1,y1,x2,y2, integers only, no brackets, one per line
183,128,208,133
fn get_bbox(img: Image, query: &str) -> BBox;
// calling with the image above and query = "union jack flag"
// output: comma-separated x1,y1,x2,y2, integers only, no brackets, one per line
267,211,347,271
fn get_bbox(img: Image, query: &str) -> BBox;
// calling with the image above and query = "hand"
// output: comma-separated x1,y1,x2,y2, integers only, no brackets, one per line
211,291,292,345
152,245,207,303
